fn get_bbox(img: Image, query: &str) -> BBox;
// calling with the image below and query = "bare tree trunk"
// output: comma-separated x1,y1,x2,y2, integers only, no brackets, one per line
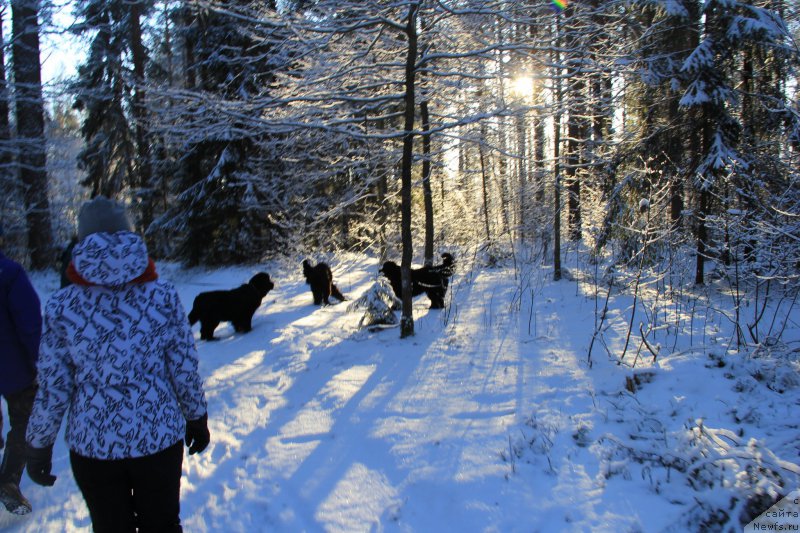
516,112,527,242
12,0,52,269
421,99,434,266
400,3,419,338
695,184,708,285
0,8,13,187
480,142,491,243
130,1,154,236
564,5,584,242
377,172,388,262
0,7,19,255
553,118,562,281
552,16,563,281
182,5,196,89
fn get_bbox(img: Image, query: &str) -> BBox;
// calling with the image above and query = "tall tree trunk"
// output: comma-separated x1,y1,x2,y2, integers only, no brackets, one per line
516,112,528,242
564,5,584,242
0,8,13,189
12,0,52,268
400,3,419,338
182,5,196,89
421,99,434,266
695,95,715,285
0,7,18,253
480,142,491,243
130,1,153,236
666,0,697,225
552,16,563,281
533,111,545,203
695,183,709,285
667,85,684,225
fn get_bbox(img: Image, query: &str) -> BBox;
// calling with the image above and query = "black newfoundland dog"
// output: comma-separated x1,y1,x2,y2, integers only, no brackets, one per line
188,272,275,340
303,260,346,305
380,253,455,309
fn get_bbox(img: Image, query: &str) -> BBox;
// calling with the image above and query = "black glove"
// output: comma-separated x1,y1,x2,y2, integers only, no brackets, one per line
185,413,210,455
26,444,57,486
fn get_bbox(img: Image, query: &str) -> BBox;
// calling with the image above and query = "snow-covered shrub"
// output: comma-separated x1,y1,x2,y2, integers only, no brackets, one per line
744,342,800,394
347,278,401,329
595,417,798,532
677,421,792,530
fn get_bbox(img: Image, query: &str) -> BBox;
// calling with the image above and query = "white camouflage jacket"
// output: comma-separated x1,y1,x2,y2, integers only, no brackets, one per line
27,231,207,459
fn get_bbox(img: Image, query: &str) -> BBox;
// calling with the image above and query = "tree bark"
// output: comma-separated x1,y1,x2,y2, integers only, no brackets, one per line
421,99,434,266
552,16,562,281
400,3,419,338
12,0,52,268
0,8,13,183
129,1,154,236
564,5,583,242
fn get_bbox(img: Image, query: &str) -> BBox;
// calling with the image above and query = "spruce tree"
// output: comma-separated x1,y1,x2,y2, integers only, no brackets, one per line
157,0,286,265
72,1,131,196
679,0,791,283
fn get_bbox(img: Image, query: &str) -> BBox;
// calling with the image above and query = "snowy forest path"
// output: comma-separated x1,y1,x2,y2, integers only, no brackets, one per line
1,263,608,532
174,263,606,531
8,260,799,532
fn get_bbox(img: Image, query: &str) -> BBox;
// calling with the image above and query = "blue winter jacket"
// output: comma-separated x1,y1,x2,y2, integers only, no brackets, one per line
0,251,42,395
26,232,207,459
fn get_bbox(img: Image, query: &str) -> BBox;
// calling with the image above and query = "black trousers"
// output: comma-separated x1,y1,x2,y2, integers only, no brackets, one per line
0,383,37,486
70,441,184,533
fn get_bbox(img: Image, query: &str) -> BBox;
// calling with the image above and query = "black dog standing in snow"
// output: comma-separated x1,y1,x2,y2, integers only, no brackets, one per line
302,259,346,305
188,272,274,340
380,253,455,309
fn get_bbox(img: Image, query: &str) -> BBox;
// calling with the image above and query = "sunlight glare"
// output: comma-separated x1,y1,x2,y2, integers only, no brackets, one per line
511,76,534,99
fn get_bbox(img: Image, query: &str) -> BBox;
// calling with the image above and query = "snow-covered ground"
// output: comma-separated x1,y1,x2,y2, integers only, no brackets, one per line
2,253,798,532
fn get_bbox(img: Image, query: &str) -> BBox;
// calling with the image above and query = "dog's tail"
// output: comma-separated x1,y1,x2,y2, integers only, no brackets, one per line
331,284,346,302
188,308,199,326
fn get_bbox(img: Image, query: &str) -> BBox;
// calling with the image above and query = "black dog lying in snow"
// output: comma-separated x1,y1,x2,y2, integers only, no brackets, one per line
303,259,346,305
380,253,455,309
188,272,274,340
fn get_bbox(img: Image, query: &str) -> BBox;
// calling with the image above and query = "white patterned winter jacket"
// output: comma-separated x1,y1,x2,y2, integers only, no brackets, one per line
26,231,207,460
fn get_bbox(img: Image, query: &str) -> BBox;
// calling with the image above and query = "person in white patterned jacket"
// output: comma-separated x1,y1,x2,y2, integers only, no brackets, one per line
25,196,210,533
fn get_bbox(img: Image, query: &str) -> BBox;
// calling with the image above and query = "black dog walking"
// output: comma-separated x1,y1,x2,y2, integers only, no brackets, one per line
188,272,274,340
380,253,455,309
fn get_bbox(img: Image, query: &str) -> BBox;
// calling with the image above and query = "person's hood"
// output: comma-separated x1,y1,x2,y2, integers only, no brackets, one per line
70,231,152,287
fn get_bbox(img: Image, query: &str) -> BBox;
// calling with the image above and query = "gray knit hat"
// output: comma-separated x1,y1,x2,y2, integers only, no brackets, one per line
77,196,133,240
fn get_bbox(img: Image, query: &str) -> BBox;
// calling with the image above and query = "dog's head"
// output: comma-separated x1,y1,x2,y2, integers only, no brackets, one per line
249,272,275,297
380,261,401,280
302,260,313,279
440,253,454,267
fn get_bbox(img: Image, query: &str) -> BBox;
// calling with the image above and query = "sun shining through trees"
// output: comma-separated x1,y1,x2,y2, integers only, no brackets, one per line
511,75,535,101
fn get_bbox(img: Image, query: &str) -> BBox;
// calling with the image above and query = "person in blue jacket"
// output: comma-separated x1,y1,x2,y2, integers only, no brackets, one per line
0,223,42,515
25,197,210,532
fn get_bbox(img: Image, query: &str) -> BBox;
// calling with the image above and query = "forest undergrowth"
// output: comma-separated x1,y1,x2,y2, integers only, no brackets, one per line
494,239,800,532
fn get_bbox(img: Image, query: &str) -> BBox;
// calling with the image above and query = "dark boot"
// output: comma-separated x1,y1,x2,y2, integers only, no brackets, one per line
0,385,36,488
0,440,26,488
0,482,31,515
